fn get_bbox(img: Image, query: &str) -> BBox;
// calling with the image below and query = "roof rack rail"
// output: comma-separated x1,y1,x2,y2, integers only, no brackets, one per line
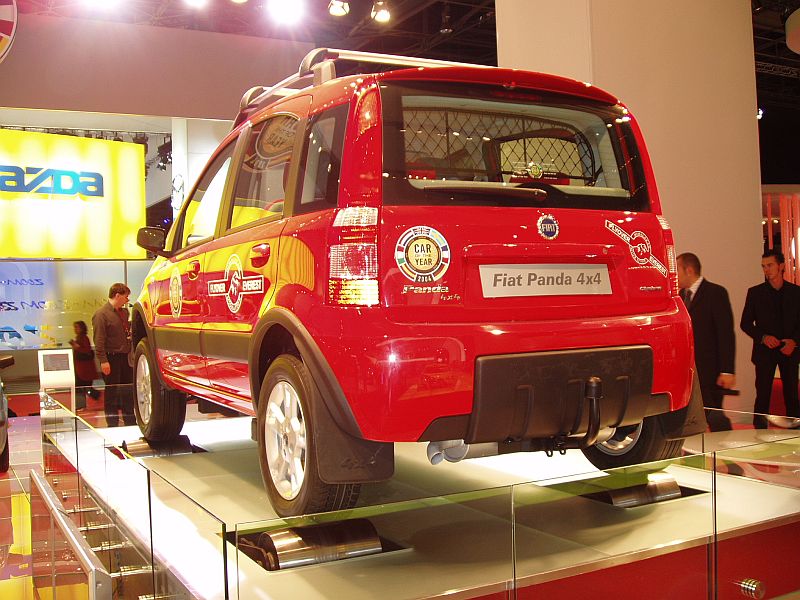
299,47,485,77
236,47,489,125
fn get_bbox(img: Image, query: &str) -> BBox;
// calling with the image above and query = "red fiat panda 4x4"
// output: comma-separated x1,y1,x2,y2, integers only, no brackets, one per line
133,48,703,517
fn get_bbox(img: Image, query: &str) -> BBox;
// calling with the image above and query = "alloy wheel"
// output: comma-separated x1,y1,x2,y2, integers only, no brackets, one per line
135,355,152,426
594,422,643,456
265,381,307,501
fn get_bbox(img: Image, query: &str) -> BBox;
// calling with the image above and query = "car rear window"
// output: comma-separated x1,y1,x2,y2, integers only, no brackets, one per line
380,80,649,211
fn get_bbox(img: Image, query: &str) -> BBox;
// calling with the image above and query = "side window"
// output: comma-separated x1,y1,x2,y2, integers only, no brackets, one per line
297,104,347,215
229,115,299,230
177,143,234,250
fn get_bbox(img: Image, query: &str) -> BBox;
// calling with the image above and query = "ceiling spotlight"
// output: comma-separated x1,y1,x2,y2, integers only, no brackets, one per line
371,1,391,23
157,139,173,171
132,133,149,154
267,0,304,25
440,4,452,34
230,0,248,4
184,0,208,8
328,1,349,16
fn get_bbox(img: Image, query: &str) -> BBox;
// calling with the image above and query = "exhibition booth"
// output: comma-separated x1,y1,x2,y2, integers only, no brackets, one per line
1,3,798,599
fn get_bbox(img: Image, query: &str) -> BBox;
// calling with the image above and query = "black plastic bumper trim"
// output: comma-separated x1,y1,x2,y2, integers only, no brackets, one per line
467,346,654,444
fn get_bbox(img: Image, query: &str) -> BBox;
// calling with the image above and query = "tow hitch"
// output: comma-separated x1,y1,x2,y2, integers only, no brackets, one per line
545,376,604,456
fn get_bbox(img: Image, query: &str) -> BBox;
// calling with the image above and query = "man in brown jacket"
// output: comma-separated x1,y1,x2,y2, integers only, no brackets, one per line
92,283,134,427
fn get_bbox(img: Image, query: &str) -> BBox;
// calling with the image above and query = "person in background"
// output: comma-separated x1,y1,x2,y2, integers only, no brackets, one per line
92,283,134,427
68,320,99,409
740,250,800,428
677,252,735,431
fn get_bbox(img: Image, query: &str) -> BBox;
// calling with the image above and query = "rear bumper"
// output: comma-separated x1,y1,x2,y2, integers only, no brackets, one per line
311,301,693,442
465,345,661,443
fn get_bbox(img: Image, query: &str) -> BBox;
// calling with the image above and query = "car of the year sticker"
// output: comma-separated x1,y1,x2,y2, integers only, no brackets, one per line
207,254,264,314
169,267,182,318
604,220,667,277
395,226,450,283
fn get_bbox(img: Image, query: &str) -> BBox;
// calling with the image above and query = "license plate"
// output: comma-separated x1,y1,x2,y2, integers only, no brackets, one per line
479,264,612,298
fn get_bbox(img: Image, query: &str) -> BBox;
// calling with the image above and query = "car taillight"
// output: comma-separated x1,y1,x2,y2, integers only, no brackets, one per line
657,216,679,296
328,207,379,306
329,81,383,306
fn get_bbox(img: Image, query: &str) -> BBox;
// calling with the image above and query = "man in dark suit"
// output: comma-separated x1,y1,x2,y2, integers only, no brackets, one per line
741,250,800,428
677,253,735,431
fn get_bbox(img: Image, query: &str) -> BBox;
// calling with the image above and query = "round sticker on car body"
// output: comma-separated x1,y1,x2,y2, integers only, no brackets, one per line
169,267,182,318
537,214,559,240
395,226,450,283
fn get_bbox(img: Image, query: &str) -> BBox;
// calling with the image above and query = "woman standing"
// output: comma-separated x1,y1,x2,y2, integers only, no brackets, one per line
69,320,99,408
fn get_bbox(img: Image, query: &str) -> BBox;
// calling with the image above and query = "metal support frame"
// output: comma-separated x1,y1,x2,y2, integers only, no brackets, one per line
31,470,114,600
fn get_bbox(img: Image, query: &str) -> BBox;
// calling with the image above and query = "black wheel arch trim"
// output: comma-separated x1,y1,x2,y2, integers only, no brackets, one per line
250,307,363,439
130,303,173,392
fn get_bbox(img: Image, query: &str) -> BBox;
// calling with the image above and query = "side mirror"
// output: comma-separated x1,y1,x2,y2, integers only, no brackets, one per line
137,227,170,257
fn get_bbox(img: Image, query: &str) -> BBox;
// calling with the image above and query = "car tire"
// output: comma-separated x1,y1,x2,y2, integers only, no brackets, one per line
133,339,187,442
257,354,360,517
0,438,8,473
581,415,684,470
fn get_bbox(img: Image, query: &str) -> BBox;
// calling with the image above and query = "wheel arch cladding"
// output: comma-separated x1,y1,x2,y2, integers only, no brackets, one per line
252,309,394,484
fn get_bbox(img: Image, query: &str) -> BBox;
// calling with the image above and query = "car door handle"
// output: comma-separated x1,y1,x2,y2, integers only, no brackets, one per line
250,243,271,269
187,260,201,280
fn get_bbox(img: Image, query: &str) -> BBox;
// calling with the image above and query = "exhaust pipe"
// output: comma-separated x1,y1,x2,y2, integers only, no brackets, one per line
426,440,498,465
427,427,617,465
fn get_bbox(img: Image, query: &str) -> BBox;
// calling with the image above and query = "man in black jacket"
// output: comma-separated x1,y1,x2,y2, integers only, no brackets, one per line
677,253,735,431
740,250,800,428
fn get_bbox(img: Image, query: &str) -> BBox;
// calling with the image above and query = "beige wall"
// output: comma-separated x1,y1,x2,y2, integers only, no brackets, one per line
0,15,314,201
0,14,313,120
497,0,764,415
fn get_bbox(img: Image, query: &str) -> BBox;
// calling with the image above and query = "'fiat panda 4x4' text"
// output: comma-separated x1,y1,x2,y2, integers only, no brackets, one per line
134,48,704,517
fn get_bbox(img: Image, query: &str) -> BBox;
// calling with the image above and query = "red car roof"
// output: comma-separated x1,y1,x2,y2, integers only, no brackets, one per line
375,65,620,105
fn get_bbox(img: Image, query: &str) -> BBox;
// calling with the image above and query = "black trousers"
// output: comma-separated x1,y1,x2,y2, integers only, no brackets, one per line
699,382,732,432
74,376,94,411
103,353,134,427
753,354,800,428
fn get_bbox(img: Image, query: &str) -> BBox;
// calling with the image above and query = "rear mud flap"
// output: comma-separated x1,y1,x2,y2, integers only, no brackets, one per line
313,384,394,485
657,371,707,440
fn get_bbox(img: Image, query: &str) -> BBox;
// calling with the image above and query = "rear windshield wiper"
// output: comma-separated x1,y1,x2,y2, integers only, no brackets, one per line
408,180,553,200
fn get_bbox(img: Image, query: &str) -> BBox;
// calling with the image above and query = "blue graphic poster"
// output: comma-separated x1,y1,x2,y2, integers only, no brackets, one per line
0,261,151,349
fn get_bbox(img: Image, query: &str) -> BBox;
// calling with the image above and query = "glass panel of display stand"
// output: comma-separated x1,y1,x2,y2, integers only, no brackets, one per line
37,385,228,599
705,407,800,599
2,389,38,600
508,407,800,599
511,453,716,598
233,486,516,600
228,417,800,600
29,389,800,600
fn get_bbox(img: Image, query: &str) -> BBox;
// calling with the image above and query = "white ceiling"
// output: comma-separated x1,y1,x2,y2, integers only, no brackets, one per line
0,107,173,134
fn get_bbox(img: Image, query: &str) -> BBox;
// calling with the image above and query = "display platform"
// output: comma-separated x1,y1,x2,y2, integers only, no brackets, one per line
35,392,800,600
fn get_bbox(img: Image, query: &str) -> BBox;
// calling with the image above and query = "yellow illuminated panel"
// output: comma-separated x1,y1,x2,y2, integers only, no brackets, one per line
0,129,146,259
